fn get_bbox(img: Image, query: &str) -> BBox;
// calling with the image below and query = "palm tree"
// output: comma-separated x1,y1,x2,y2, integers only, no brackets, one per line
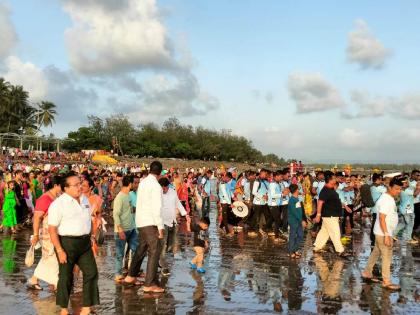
36,101,57,132
0,78,11,117
6,85,30,132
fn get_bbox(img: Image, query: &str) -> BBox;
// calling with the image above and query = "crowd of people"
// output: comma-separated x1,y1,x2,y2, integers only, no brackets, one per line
0,155,419,314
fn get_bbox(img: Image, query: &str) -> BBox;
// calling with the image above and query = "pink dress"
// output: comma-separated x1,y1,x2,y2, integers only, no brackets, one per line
0,181,5,210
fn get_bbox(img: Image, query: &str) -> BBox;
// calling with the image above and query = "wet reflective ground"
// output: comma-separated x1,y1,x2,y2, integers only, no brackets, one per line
1,206,420,314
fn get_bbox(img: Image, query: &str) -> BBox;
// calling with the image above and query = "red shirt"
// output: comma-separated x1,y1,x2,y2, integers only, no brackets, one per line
35,193,54,215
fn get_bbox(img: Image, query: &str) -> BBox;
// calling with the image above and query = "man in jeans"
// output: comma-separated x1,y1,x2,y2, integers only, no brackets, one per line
113,176,138,283
313,171,351,258
394,178,418,244
362,178,403,291
124,161,165,293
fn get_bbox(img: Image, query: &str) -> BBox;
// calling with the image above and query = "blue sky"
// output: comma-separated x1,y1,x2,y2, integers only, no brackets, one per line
1,0,420,163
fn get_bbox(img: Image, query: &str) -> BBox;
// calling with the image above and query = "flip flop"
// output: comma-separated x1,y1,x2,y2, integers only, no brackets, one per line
362,276,380,283
382,283,401,291
121,279,143,286
27,282,43,291
143,286,165,293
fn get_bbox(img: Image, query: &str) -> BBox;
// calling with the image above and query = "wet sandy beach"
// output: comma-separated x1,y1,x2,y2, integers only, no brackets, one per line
1,205,419,315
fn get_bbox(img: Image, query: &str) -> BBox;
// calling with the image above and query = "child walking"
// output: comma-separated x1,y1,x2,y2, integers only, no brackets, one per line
1,181,18,233
288,184,304,258
188,216,210,273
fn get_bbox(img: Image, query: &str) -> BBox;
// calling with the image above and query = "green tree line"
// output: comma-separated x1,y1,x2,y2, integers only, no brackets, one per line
63,115,284,164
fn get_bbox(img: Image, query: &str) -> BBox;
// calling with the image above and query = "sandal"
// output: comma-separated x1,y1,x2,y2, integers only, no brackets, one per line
122,279,143,286
114,276,125,284
361,275,380,283
382,283,401,291
27,281,43,291
143,286,165,293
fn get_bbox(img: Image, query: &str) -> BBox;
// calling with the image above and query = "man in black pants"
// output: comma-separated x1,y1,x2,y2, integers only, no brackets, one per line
280,169,291,235
410,171,420,236
267,171,285,242
199,169,213,219
124,161,165,293
48,172,99,315
14,170,29,226
251,169,270,237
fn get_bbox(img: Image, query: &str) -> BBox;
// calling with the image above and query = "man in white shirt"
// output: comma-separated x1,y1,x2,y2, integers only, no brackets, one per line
48,172,99,315
411,170,420,235
124,161,165,293
362,178,403,291
158,177,188,276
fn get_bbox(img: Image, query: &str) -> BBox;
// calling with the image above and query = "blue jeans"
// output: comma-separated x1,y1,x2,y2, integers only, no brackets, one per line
288,223,303,253
395,213,415,241
114,229,139,275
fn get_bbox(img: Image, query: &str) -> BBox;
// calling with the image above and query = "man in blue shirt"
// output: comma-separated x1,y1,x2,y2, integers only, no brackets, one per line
288,184,304,257
218,172,234,236
200,170,213,219
251,169,270,237
267,171,283,242
394,179,417,244
280,169,291,235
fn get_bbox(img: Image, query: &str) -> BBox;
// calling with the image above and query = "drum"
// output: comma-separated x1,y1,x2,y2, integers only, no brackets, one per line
232,201,249,218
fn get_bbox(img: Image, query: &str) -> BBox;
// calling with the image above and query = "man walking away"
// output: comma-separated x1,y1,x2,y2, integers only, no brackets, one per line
124,161,165,293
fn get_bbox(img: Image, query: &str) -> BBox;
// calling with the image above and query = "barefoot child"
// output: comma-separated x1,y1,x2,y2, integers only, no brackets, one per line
188,216,210,273
1,181,18,233
288,184,304,258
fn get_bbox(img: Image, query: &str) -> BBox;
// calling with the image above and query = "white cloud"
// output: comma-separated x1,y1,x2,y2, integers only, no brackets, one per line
1,56,48,101
342,89,391,119
136,72,220,117
391,93,420,120
343,90,420,120
347,19,391,70
63,0,176,75
0,3,18,59
288,72,344,113
338,128,368,148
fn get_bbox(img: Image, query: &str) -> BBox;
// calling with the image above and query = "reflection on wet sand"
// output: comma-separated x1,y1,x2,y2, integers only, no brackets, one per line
0,204,419,314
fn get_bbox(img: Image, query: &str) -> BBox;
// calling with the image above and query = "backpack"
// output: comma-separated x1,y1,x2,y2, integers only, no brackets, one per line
360,184,375,208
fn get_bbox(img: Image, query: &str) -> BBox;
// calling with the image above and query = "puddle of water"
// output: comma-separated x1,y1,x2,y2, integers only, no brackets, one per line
0,204,419,314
